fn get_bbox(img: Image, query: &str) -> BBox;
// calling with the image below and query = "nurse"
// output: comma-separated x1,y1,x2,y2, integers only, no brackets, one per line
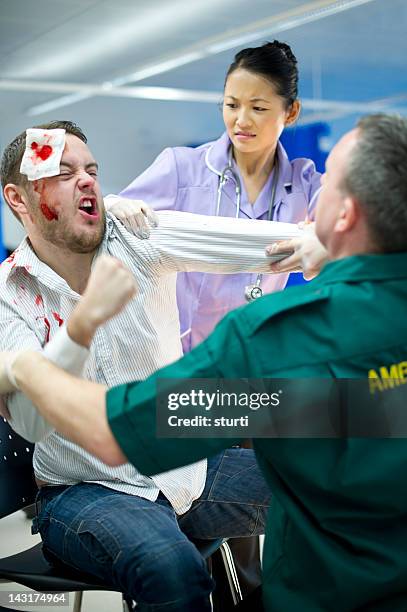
107,40,322,353
106,40,322,603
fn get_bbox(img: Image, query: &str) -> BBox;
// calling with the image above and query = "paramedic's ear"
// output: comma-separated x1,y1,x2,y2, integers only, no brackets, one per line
334,195,358,234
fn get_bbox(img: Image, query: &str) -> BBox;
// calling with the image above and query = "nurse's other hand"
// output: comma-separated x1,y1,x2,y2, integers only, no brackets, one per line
266,222,329,280
104,195,159,239
68,256,138,348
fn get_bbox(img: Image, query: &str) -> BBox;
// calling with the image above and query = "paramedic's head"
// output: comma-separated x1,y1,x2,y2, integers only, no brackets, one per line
316,114,407,257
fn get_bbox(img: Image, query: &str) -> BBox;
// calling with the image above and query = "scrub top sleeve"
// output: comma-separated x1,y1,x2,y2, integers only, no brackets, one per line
119,148,179,211
106,317,241,475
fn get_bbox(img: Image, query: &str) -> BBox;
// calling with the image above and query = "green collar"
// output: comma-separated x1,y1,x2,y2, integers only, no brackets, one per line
314,252,407,286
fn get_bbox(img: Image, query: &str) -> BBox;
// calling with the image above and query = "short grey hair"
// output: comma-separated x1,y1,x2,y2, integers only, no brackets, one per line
342,113,407,252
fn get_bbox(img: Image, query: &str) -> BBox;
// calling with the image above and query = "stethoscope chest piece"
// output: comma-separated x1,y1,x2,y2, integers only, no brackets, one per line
244,283,263,302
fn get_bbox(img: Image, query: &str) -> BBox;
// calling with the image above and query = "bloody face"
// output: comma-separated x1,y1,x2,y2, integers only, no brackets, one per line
28,134,105,254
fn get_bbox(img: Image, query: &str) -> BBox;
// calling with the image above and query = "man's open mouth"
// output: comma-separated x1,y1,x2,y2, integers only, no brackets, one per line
78,198,98,217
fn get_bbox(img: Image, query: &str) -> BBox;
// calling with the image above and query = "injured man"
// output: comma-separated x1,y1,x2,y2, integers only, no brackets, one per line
0,120,303,611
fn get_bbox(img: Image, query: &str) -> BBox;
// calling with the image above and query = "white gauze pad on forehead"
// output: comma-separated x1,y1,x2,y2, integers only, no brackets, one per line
20,128,66,181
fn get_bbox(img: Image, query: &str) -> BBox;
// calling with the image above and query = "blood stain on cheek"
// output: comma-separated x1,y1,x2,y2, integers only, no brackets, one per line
33,179,59,221
40,202,59,221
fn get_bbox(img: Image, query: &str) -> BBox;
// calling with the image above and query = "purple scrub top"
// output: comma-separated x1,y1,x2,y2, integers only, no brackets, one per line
120,132,321,353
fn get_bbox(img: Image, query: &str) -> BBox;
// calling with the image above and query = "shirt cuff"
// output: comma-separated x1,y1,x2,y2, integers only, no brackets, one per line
43,324,89,376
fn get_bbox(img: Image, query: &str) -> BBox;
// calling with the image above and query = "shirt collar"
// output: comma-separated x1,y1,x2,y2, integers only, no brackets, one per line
2,239,78,296
205,133,295,219
205,132,293,186
98,213,115,254
1,237,43,281
314,252,407,285
2,218,114,295
204,132,230,176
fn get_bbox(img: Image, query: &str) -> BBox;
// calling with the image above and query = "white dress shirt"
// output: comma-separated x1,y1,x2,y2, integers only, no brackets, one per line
0,211,299,514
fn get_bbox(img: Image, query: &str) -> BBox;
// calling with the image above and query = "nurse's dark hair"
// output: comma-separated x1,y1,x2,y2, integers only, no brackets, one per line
342,113,407,252
224,41,298,108
0,120,87,223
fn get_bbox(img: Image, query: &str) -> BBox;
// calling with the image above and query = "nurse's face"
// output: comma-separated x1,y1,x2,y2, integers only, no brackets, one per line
223,68,299,156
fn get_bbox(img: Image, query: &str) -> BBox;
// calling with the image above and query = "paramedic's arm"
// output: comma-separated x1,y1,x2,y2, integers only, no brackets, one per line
1,320,90,441
0,312,240,470
1,351,118,462
2,256,137,442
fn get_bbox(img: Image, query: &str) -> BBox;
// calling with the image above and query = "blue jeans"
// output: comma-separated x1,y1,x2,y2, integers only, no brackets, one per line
34,449,270,611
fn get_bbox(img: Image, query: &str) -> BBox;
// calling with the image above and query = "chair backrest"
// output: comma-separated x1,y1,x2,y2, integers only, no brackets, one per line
0,417,36,518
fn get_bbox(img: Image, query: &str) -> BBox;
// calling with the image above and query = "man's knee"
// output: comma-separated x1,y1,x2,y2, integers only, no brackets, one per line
116,539,214,607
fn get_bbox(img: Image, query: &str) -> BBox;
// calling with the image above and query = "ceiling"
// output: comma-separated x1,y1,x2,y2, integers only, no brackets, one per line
1,0,406,247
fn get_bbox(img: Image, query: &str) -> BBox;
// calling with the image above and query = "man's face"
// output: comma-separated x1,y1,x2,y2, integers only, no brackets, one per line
25,134,105,253
315,129,359,251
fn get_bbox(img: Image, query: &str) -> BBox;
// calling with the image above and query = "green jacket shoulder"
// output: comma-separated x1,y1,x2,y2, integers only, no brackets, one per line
237,282,331,337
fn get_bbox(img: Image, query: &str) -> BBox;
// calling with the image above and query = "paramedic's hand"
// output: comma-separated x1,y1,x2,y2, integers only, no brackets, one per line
266,222,329,280
104,195,159,239
68,256,138,347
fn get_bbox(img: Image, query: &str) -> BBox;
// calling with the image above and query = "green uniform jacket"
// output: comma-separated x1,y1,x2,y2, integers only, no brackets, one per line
107,252,407,611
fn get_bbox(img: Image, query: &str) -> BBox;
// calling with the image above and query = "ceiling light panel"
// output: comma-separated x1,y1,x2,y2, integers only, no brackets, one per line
1,0,236,80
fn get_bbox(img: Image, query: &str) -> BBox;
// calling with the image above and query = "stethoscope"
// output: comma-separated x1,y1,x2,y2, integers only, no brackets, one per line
215,146,280,302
